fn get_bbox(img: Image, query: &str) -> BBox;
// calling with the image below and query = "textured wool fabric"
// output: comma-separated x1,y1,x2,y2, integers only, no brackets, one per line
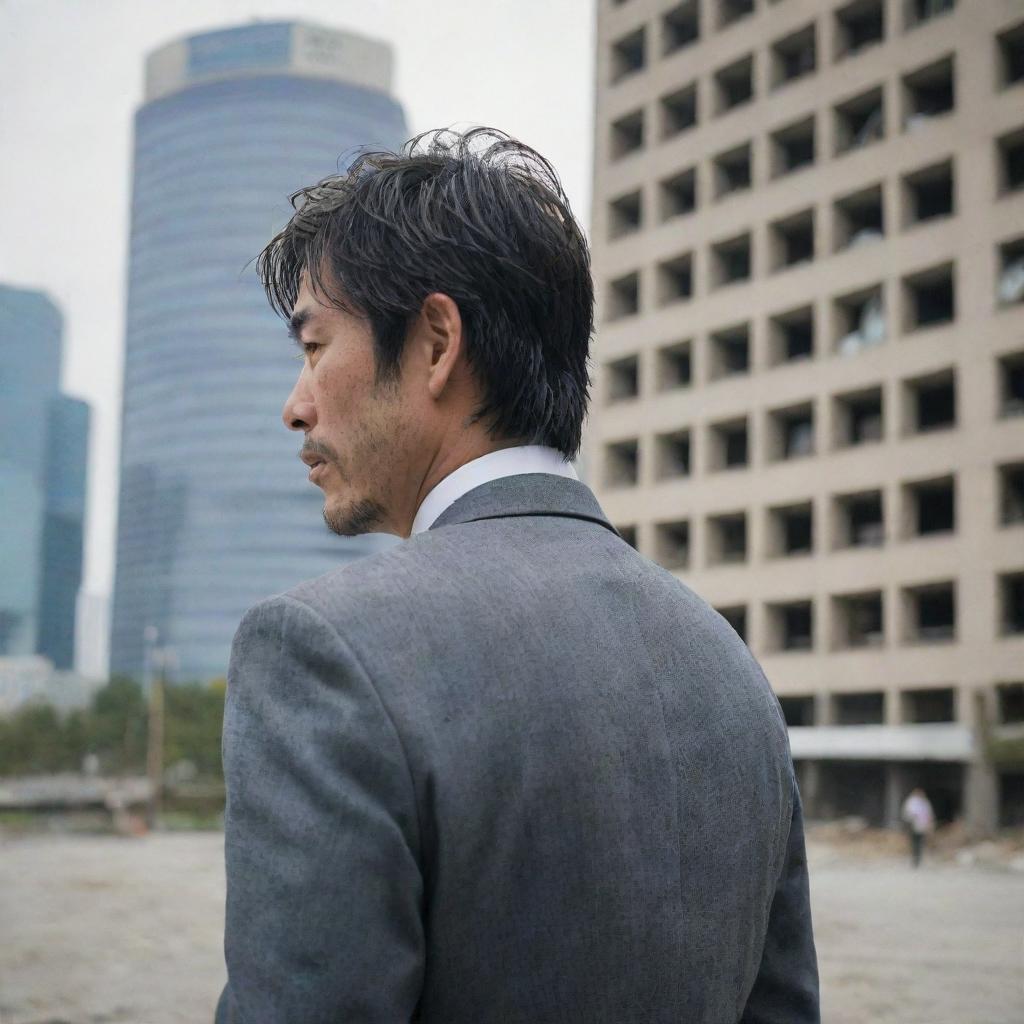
216,474,819,1023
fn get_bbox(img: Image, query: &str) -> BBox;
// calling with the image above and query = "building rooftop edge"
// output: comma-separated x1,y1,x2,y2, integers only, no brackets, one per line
143,20,395,103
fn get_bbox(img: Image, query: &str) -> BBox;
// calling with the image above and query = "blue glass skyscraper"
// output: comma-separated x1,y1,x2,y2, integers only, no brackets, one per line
110,22,408,683
0,284,90,668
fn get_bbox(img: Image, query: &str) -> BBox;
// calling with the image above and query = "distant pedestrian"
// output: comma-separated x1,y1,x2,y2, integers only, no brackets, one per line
901,787,935,867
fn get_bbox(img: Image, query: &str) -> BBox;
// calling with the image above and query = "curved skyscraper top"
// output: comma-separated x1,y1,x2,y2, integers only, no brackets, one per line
110,21,408,682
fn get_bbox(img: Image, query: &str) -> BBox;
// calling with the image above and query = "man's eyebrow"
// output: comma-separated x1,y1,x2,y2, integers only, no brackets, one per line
287,309,316,345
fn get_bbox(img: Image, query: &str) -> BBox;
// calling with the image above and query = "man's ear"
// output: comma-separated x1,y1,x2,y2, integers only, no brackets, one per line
418,293,464,400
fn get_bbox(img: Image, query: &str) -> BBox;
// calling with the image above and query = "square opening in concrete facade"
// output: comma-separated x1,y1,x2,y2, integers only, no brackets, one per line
768,500,814,557
902,159,955,226
653,519,690,569
834,489,885,548
709,415,749,471
659,82,698,139
769,208,815,270
997,681,1024,724
999,571,1024,635
833,385,884,447
834,183,884,251
902,474,955,537
717,0,755,31
771,23,816,88
902,262,955,330
904,368,956,434
616,523,638,549
605,354,640,403
715,604,748,642
658,167,697,220
768,599,814,651
656,252,693,305
998,350,1024,417
902,687,955,723
834,86,884,154
902,55,955,132
815,762,887,824
834,0,884,61
999,461,1024,525
779,695,814,726
903,580,956,643
713,54,755,116
999,773,1024,828
997,127,1024,195
604,439,640,488
707,510,748,565
661,1,700,56
655,339,693,390
713,142,753,199
608,189,643,239
607,271,640,320
997,20,1024,89
610,25,646,84
710,233,752,288
768,305,815,365
833,691,884,724
768,401,815,461
654,429,691,479
905,0,955,31
708,322,750,380
610,108,645,160
834,284,886,356
769,116,816,178
832,592,885,649
997,235,1024,307
831,761,958,823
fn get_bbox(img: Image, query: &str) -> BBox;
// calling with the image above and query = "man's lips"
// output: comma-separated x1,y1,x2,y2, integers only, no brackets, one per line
300,449,330,483
299,450,325,469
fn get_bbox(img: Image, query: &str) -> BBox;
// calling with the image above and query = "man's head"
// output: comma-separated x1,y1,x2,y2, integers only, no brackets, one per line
258,127,594,538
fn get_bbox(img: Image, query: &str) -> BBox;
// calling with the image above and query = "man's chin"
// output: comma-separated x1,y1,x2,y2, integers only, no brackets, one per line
323,496,386,537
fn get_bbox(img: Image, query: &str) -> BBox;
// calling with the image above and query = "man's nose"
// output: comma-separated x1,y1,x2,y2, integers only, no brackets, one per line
282,374,316,432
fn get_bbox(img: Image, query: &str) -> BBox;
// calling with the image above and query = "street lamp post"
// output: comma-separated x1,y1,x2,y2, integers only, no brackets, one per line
144,626,164,830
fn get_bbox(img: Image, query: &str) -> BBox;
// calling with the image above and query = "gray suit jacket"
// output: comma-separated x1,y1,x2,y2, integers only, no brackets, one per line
216,474,819,1023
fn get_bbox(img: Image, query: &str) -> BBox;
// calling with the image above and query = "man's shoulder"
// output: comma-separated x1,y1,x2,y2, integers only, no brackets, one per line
271,517,710,625
252,524,485,623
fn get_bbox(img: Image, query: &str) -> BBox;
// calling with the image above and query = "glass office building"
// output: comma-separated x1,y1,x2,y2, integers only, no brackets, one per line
0,284,90,668
110,22,408,682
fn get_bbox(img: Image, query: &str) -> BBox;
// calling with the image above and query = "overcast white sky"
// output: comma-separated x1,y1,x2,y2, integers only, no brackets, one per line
0,0,596,602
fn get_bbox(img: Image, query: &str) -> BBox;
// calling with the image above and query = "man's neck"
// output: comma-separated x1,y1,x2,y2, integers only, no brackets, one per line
408,444,577,536
392,437,525,538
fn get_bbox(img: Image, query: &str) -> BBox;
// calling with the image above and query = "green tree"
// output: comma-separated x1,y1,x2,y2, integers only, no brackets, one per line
0,702,64,774
0,674,227,781
88,675,147,774
61,709,90,771
164,679,226,779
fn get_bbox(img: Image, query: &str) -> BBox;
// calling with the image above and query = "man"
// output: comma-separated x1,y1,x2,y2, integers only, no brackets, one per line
901,786,936,868
215,127,819,1023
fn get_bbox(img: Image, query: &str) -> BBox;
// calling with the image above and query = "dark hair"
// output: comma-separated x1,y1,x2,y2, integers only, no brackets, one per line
257,126,593,459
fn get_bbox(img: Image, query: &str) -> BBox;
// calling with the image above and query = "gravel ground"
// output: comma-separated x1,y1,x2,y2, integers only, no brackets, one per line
806,845,1024,1024
0,830,1021,1024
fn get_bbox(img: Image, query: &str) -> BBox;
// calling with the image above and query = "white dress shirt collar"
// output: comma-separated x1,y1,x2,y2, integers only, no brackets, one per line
410,445,578,535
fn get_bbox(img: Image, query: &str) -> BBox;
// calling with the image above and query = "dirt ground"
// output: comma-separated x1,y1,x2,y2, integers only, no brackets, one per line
1,826,1022,1024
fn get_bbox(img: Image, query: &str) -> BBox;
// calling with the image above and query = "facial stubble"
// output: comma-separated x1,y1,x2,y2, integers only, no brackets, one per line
323,496,386,536
320,375,404,537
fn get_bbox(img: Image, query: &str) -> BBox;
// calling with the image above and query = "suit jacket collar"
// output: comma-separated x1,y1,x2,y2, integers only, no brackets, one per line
428,472,619,537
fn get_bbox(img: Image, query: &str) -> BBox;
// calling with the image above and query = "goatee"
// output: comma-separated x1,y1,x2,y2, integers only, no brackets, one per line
323,498,386,536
